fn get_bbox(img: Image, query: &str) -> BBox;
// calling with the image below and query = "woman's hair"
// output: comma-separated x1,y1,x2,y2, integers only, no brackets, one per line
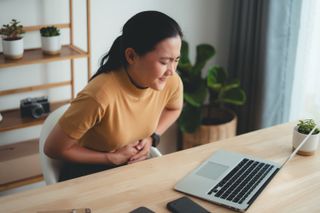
91,11,183,80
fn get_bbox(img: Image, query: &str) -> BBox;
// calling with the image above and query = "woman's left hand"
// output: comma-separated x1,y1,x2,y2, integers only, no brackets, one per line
128,137,152,164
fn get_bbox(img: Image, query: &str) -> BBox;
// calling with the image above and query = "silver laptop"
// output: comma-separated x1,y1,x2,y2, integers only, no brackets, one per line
175,126,318,212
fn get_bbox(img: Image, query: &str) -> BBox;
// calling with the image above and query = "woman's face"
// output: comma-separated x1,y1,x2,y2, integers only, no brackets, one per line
128,35,181,91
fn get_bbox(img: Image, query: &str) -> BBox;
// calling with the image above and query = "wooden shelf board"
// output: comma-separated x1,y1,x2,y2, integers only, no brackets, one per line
24,23,70,32
0,81,71,97
0,138,39,161
0,100,70,132
0,45,88,68
0,175,43,192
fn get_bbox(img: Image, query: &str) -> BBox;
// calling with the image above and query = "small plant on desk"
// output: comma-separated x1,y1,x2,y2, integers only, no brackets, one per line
293,119,320,156
297,119,320,135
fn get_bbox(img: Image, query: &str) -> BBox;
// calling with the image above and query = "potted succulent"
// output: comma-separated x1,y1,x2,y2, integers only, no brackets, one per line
178,40,246,148
292,119,319,156
40,26,61,55
0,19,25,59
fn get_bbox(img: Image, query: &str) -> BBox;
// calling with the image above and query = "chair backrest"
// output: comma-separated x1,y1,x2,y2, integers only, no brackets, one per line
39,104,162,185
39,104,69,185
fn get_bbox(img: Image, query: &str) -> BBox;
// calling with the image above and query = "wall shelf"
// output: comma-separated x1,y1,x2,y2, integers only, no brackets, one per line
0,138,43,191
0,81,71,96
0,45,88,69
0,100,70,133
0,0,91,188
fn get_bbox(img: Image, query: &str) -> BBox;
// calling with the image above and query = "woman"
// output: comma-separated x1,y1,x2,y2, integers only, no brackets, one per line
44,11,183,181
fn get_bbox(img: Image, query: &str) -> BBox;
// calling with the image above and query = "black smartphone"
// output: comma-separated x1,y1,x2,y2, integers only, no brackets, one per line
167,196,211,213
129,206,155,213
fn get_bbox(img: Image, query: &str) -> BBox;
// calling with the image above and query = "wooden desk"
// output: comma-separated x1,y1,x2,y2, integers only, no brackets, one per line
1,122,320,213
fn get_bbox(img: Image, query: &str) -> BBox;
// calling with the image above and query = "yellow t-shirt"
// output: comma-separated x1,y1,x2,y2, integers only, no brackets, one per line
58,70,183,152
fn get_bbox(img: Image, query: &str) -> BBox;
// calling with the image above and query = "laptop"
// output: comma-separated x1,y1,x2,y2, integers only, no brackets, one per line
174,125,318,212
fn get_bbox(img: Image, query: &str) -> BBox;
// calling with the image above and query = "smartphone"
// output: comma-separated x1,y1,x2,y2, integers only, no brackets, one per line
167,196,211,213
129,206,155,213
37,208,91,213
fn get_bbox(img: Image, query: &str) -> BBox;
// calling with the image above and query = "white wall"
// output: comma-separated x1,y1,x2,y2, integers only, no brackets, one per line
0,0,233,154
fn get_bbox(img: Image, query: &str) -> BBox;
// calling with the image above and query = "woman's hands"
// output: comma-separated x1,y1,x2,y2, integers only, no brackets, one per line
107,135,154,165
106,141,140,165
128,137,153,164
45,124,153,166
107,137,152,165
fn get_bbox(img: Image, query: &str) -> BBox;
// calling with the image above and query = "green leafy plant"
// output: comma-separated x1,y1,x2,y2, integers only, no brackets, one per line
177,40,246,133
205,66,246,123
0,19,25,40
40,26,60,37
297,119,319,135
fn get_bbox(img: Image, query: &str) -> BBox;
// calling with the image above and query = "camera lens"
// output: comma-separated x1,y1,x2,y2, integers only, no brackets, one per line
31,103,44,118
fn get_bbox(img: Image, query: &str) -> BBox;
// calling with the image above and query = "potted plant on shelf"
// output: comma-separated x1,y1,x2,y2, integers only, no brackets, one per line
292,119,319,156
40,25,61,55
0,19,25,59
178,40,246,149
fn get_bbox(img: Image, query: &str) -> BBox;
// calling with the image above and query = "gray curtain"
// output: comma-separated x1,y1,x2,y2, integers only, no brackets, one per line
228,0,302,133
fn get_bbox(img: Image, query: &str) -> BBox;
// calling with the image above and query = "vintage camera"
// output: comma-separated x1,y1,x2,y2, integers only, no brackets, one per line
20,96,50,119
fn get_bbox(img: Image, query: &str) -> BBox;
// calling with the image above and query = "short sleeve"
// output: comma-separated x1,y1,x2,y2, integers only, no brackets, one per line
165,74,184,109
58,92,106,140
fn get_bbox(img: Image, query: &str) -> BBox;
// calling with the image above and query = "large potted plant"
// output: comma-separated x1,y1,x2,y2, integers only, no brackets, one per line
40,25,61,55
178,40,246,149
0,19,25,59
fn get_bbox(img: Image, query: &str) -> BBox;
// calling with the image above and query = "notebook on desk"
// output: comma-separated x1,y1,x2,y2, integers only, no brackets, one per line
174,126,318,212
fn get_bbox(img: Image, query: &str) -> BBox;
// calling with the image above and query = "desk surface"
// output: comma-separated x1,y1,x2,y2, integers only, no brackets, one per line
1,122,320,213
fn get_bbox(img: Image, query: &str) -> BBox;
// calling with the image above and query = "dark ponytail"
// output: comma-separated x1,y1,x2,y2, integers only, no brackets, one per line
91,11,183,80
90,36,124,80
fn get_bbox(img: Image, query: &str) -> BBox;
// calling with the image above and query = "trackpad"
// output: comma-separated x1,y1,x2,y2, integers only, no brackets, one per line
196,161,229,180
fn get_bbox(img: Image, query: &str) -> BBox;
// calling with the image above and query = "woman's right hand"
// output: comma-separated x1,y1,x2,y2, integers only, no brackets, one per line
106,141,140,165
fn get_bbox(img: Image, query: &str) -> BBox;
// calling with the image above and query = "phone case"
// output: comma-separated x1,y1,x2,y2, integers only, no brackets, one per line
167,196,210,213
129,206,155,213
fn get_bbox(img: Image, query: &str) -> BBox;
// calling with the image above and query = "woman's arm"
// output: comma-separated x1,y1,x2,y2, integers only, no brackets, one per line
129,106,182,163
155,106,182,135
44,124,139,165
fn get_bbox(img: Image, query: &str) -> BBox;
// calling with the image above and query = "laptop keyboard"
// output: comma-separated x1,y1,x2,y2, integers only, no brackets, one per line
208,158,274,204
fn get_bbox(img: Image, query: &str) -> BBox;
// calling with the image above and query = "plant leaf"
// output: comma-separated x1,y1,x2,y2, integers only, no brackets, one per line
220,87,246,105
178,40,192,72
192,44,215,75
178,104,202,133
222,79,240,92
184,79,208,107
207,66,227,91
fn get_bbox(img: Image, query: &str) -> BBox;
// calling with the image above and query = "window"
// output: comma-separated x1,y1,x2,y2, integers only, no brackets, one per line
290,0,320,122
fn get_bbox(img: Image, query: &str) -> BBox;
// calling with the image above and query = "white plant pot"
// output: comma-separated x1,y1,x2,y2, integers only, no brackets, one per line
41,35,61,55
292,126,320,156
2,38,24,59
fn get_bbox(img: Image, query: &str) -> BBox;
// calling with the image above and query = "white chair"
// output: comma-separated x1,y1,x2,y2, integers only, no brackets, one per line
39,104,162,185
39,104,69,185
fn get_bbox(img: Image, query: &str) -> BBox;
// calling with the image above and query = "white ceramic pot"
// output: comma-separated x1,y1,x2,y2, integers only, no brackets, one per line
41,35,61,55
2,38,24,59
292,126,320,156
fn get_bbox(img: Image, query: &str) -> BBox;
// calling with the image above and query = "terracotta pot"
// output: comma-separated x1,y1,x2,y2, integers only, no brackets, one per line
183,108,237,149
